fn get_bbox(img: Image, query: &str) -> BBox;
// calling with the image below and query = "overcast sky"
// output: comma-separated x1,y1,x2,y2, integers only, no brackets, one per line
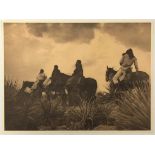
4,23,151,90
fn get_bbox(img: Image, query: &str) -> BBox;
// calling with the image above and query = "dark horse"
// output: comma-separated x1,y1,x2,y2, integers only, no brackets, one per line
105,66,149,93
45,73,97,104
17,81,44,104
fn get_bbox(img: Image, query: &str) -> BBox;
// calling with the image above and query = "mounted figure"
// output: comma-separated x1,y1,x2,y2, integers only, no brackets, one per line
31,69,47,90
113,48,139,85
66,60,84,91
106,49,149,92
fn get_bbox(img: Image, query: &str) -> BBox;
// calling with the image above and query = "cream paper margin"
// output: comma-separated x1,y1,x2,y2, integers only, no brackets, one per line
0,19,154,135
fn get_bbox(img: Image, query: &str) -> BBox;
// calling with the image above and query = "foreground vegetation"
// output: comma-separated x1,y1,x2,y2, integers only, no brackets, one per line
5,79,151,130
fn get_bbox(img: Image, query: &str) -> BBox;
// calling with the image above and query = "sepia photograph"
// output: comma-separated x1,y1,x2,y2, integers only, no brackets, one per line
4,22,151,132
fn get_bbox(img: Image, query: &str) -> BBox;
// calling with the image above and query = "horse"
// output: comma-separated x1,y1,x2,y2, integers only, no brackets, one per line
21,81,34,91
105,66,149,93
17,81,44,104
66,77,97,102
45,73,97,105
45,73,70,103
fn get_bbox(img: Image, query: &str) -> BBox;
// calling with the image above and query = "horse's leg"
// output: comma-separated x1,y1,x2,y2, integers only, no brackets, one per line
61,94,68,106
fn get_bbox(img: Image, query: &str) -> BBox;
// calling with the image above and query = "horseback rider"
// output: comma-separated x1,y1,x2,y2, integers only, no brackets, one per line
37,69,47,88
73,60,83,77
113,48,139,84
66,60,84,89
31,69,47,90
48,65,63,91
51,65,61,81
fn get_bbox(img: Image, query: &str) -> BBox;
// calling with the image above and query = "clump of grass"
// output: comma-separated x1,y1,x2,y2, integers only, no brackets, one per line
111,82,151,130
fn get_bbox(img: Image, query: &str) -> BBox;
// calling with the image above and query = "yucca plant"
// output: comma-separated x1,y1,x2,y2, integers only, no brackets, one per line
64,96,118,130
64,98,96,130
95,102,118,126
112,81,151,130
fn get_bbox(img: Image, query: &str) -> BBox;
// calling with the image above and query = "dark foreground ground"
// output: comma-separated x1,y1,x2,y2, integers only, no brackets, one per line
5,80,151,131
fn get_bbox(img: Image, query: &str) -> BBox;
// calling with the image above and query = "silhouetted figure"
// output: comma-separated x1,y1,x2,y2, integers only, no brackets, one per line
72,60,83,77
113,48,139,84
51,65,61,81
66,60,84,89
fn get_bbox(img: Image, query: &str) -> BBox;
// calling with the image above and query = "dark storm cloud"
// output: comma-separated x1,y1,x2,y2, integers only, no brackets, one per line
103,23,151,51
26,23,151,51
26,23,98,43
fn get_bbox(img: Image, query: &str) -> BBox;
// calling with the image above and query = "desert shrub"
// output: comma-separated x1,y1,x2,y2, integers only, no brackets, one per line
64,98,96,130
64,96,118,130
39,97,66,130
93,102,118,127
95,91,119,127
111,81,151,130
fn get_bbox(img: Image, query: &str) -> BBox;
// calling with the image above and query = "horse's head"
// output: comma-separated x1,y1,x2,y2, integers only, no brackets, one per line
106,66,116,82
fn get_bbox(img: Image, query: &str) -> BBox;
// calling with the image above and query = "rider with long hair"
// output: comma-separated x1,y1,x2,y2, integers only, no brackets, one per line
113,48,139,84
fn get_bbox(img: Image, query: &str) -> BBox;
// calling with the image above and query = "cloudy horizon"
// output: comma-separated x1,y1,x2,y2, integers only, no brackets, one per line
4,23,151,91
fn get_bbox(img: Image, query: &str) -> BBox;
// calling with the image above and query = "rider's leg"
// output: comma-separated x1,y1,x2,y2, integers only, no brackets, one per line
119,70,126,81
31,80,39,90
113,68,123,84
